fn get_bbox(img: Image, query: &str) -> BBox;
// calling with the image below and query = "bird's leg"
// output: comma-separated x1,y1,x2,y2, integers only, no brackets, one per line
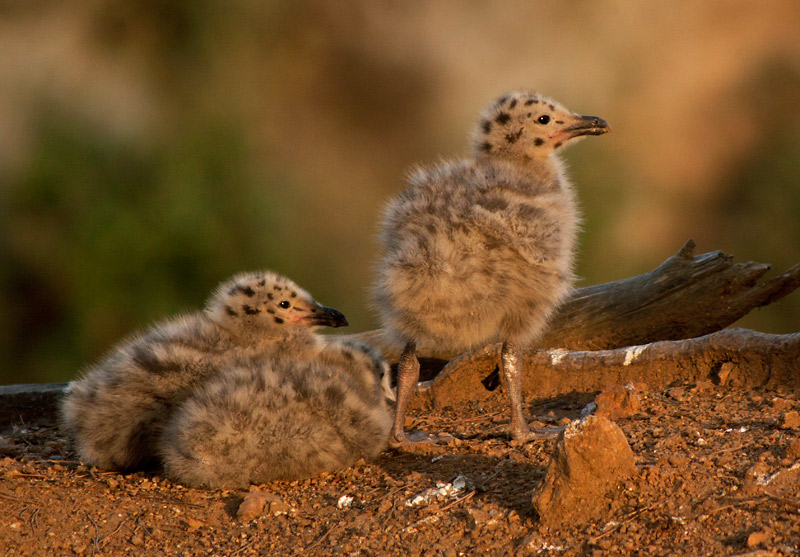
389,342,420,447
501,340,531,442
501,340,564,442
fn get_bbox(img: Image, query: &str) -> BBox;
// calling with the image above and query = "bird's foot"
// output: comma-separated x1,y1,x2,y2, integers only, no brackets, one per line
511,423,567,443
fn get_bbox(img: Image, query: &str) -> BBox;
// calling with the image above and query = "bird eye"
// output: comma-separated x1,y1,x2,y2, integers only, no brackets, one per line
279,301,291,309
537,115,550,125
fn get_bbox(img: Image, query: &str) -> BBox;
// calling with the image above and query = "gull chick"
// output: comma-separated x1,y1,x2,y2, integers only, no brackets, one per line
60,271,347,471
159,340,392,489
373,91,609,445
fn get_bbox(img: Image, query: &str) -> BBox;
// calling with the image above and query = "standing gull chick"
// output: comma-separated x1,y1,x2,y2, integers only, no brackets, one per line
373,91,609,445
60,271,348,471
159,339,392,489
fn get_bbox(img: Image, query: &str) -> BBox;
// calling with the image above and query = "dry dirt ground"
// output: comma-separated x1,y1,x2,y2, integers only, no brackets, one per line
1,381,799,556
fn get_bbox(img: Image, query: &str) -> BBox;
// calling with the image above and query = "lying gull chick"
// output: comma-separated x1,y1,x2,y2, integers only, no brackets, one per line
60,271,348,471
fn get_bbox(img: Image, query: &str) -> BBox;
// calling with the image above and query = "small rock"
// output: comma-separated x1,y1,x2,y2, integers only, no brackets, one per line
691,380,714,393
532,415,637,528
742,462,771,495
667,454,689,468
779,410,800,430
268,500,292,515
466,508,490,530
666,387,686,401
772,397,790,411
746,528,771,548
236,488,284,522
762,462,800,498
594,384,641,420
185,517,204,530
580,402,597,418
629,381,648,392
786,439,800,460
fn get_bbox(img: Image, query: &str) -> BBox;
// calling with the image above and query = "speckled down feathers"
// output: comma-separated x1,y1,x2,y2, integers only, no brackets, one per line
374,91,583,353
59,313,271,471
159,341,392,489
59,271,385,477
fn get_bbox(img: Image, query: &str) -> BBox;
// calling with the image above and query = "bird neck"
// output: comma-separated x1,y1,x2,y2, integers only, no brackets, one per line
481,152,568,194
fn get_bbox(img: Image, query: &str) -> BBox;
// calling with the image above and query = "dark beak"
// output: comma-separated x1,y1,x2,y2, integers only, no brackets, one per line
310,305,349,328
564,115,610,138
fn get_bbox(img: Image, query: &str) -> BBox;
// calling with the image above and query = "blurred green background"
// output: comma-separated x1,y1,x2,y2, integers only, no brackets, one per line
2,1,799,385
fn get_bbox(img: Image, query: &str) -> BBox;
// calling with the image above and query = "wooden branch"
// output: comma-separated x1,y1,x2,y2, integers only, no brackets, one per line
539,239,800,351
0,382,68,428
336,240,800,363
414,329,800,410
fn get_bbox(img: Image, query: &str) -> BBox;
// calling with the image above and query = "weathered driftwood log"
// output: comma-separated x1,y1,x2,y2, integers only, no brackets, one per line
337,240,800,363
414,329,800,410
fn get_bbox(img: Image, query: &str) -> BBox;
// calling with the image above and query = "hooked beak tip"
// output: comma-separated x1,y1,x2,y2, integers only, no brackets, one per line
313,306,349,328
566,115,610,137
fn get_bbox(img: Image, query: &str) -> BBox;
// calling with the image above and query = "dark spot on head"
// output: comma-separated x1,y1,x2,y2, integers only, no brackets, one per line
310,308,317,313
555,120,564,124
267,293,274,300
497,95,510,106
257,278,266,286
525,99,538,106
274,285,282,291
508,99,517,109
225,305,238,316
266,308,275,314
495,112,511,125
554,141,563,149
481,120,492,133
549,104,555,110
479,141,492,153
527,113,532,118
229,285,255,297
505,129,524,144
274,317,284,324
534,137,545,146
243,305,259,315
290,291,297,298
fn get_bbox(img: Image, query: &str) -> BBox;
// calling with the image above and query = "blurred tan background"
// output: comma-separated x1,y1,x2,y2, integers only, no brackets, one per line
2,1,799,384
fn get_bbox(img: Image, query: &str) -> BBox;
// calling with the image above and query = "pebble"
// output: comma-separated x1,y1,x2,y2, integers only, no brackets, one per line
594,383,642,420
786,439,800,460
746,529,771,548
779,410,800,430
236,488,285,522
772,397,790,411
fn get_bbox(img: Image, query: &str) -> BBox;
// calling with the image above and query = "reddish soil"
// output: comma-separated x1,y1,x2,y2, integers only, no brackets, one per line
1,382,799,555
